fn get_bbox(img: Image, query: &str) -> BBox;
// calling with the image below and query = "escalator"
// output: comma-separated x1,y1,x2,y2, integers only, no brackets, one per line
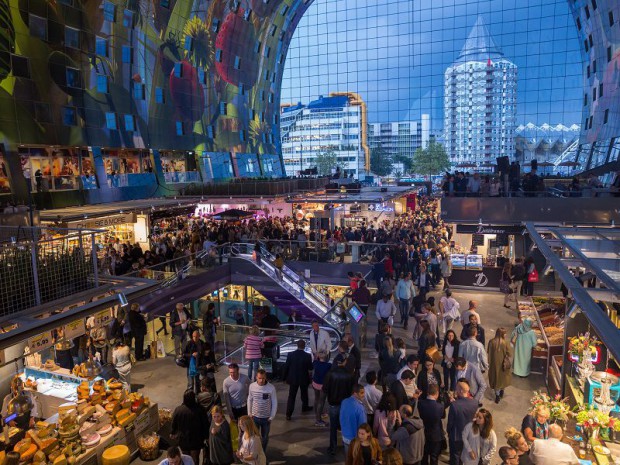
229,243,347,334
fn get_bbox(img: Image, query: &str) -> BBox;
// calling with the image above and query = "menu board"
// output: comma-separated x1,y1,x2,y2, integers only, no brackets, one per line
466,254,483,270
451,254,466,269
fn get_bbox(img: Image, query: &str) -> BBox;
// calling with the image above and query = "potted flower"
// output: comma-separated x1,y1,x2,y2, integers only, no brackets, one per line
568,333,600,362
574,404,620,442
529,391,572,425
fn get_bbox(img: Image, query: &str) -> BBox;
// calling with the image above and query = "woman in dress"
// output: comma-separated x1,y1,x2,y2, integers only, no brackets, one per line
511,319,538,377
112,341,132,392
441,330,460,391
209,406,234,465
236,415,266,465
505,427,534,465
373,393,401,449
346,423,382,465
487,328,512,404
461,408,497,465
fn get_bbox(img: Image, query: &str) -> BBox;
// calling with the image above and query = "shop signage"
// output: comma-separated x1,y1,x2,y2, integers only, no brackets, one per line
63,319,86,339
92,309,114,328
472,272,490,287
66,213,136,230
456,224,525,235
28,331,54,352
368,204,394,212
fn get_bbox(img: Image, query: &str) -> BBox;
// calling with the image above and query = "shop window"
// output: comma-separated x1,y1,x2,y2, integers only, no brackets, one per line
11,55,30,78
29,14,47,40
105,112,117,130
604,109,609,124
133,82,145,100
175,121,184,136
124,114,136,132
123,9,134,28
155,87,165,104
62,106,77,126
65,27,80,48
66,68,81,88
96,74,109,93
121,45,132,64
234,56,240,70
215,49,222,62
96,36,108,57
173,62,183,77
103,1,116,22
184,36,193,52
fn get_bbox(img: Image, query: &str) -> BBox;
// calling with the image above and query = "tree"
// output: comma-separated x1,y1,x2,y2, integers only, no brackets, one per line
315,150,338,176
393,154,413,174
370,145,393,177
411,139,450,176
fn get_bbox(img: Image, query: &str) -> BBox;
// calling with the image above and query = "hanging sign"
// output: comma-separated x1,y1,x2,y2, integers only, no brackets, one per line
28,331,54,352
92,309,114,328
63,319,86,339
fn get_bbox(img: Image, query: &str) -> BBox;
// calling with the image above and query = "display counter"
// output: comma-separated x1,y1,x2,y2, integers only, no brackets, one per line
21,367,90,419
449,266,502,290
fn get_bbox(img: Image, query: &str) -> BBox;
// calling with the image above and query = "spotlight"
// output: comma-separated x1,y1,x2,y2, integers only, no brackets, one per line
117,292,129,307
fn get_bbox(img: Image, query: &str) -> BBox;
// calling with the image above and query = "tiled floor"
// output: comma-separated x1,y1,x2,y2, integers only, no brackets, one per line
131,287,546,465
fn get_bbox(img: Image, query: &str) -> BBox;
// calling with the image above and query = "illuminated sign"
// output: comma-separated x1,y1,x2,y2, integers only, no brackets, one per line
66,213,136,229
368,204,394,212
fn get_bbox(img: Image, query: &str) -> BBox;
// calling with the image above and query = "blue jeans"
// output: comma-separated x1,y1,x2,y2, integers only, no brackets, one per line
399,298,410,325
247,359,260,381
187,373,200,393
328,404,341,453
252,416,271,451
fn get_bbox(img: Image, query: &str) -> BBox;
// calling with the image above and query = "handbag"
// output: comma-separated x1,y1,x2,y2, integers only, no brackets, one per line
425,345,442,364
499,279,512,294
528,268,539,283
175,356,188,368
502,352,512,371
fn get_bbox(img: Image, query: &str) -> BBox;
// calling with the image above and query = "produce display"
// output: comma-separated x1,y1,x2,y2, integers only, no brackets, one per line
533,297,566,346
6,378,150,465
518,300,547,349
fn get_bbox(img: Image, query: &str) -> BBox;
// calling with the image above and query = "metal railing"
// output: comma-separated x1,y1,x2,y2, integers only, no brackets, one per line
216,322,341,367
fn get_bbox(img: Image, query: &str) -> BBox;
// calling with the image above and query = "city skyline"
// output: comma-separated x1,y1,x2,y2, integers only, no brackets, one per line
281,0,583,132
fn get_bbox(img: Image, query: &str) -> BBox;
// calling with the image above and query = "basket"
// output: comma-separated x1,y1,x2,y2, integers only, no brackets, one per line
137,433,160,461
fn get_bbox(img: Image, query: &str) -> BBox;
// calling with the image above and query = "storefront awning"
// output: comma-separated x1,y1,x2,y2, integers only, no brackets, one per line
525,223,620,360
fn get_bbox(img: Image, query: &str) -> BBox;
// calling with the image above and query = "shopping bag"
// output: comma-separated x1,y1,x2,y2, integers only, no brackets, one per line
230,419,239,451
527,269,539,282
156,340,166,358
425,345,442,364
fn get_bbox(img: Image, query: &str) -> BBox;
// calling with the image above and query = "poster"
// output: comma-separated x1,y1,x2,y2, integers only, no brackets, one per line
63,319,86,339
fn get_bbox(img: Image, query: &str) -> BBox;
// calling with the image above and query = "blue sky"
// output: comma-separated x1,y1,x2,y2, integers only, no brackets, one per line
281,0,584,132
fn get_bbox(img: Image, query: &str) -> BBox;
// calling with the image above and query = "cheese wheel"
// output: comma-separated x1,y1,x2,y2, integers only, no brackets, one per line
102,445,130,465
53,454,67,465
18,444,38,462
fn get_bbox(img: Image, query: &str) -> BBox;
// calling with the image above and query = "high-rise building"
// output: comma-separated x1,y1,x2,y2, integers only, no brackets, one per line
444,17,518,168
280,95,366,177
368,117,430,168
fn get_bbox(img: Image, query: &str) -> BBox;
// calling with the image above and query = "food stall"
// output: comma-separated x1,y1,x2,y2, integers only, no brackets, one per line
449,252,502,290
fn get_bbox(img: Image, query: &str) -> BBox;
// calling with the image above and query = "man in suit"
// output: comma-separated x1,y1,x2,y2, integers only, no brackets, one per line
447,379,478,465
390,369,419,409
460,314,486,346
282,339,314,420
418,384,445,465
454,357,487,405
309,320,331,360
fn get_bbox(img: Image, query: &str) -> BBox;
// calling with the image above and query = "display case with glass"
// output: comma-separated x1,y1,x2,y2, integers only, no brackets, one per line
451,254,466,269
465,254,483,270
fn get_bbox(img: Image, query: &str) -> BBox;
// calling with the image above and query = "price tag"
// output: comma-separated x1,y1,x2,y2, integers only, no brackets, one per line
28,331,54,352
92,309,113,328
63,319,86,339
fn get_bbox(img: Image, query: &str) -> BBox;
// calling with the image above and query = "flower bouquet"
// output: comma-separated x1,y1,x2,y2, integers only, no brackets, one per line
574,404,620,442
568,333,601,361
529,390,572,422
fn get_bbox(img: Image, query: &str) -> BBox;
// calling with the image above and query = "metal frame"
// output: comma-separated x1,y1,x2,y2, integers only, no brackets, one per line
525,222,620,361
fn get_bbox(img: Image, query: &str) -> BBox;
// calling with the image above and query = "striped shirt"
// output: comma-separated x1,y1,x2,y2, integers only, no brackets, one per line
244,335,263,360
247,382,277,419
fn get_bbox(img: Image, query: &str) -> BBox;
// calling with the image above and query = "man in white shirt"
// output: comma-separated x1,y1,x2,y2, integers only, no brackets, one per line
375,293,398,329
530,424,579,465
460,300,481,327
362,371,383,426
308,320,331,360
459,326,489,372
247,369,278,451
397,354,420,382
439,290,460,336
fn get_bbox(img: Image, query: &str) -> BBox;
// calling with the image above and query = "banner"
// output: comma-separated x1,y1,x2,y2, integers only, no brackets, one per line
92,309,114,328
28,331,54,352
64,319,86,339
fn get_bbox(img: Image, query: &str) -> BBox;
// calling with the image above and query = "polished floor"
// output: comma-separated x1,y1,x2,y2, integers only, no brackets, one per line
131,287,547,465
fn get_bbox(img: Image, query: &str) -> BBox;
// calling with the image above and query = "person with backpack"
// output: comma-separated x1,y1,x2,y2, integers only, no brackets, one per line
389,404,424,465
